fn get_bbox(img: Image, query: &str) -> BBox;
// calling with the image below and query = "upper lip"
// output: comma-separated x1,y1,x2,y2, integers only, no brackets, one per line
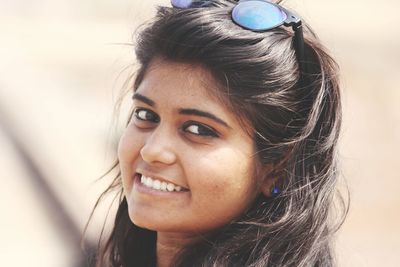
136,169,189,190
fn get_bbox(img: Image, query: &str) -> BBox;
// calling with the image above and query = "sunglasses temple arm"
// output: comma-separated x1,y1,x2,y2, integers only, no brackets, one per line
292,23,307,78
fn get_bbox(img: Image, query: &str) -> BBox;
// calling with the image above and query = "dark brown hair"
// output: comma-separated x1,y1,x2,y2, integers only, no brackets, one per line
86,1,348,266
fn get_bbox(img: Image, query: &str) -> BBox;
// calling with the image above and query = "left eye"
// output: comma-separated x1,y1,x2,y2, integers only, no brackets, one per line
183,122,219,137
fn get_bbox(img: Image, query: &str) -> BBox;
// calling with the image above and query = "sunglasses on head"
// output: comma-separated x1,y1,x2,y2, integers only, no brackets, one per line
171,0,307,78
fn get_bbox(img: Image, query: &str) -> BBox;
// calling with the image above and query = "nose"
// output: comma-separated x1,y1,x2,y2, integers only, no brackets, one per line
140,126,177,165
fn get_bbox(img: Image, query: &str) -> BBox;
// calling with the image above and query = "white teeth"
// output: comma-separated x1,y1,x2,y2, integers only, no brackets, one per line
166,183,175,192
152,180,161,190
145,177,153,187
140,175,184,192
161,182,167,191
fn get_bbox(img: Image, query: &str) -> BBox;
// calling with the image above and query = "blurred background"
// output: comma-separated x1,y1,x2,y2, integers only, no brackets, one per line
0,0,399,266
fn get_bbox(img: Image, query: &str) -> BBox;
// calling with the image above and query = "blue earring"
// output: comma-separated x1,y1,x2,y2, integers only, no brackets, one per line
271,186,280,196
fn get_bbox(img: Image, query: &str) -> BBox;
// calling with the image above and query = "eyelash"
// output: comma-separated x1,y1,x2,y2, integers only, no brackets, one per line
134,108,160,123
133,108,219,138
182,121,219,138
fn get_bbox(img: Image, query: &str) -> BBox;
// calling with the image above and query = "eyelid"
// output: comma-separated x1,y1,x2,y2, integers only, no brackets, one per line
182,120,220,138
131,108,220,138
133,107,160,123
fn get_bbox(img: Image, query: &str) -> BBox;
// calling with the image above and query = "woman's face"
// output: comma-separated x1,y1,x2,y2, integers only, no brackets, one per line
118,59,265,235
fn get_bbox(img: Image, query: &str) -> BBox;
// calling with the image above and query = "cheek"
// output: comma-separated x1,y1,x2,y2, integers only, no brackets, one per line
182,149,259,230
117,128,144,189
118,127,142,163
187,147,258,204
197,147,254,181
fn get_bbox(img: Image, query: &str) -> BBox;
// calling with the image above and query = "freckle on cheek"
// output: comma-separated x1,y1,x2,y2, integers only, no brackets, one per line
206,184,225,201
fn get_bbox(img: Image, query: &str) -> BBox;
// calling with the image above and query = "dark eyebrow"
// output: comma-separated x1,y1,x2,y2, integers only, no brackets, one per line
178,108,231,129
132,93,155,107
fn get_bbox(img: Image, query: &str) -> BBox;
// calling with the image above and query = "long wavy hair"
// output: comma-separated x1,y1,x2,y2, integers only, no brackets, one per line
85,1,348,266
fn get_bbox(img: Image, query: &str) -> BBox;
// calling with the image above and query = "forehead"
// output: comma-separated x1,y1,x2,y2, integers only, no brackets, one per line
137,59,224,107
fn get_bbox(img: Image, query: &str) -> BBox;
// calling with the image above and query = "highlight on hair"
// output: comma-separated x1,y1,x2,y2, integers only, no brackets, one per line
84,1,349,266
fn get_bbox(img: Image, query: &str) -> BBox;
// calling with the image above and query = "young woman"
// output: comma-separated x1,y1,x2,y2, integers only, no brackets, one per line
88,0,348,266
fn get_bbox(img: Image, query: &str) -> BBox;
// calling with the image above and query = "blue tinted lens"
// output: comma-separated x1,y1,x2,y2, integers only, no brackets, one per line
171,0,213,8
232,1,287,31
171,0,193,8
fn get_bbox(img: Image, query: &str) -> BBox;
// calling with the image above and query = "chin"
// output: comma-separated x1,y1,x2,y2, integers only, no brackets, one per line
128,209,171,231
128,213,197,234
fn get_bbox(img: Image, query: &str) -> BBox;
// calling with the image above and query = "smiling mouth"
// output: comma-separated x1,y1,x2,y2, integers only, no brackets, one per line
136,173,189,192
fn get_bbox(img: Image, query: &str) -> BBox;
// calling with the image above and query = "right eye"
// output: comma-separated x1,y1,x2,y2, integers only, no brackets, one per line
133,108,160,123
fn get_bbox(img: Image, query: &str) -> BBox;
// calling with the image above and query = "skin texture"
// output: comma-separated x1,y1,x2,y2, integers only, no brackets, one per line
117,59,274,266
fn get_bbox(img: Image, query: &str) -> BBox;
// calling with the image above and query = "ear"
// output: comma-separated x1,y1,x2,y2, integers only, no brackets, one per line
258,151,290,197
259,164,280,197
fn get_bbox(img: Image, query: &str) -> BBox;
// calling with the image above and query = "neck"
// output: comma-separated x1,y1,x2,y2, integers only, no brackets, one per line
156,231,202,267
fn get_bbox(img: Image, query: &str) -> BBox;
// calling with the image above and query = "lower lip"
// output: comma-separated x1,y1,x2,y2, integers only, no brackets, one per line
133,174,189,197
